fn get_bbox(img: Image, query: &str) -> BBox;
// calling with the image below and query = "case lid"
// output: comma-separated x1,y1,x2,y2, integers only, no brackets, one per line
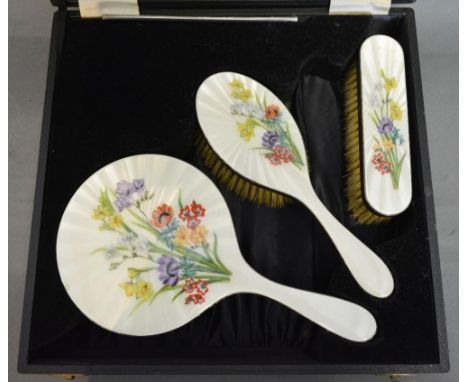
52,0,415,9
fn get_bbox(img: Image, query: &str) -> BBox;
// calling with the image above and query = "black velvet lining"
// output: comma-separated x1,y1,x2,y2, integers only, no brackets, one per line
27,14,439,366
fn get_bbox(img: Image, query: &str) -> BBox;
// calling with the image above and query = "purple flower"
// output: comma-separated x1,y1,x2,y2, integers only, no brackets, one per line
262,130,279,149
114,196,133,212
116,180,134,198
377,117,395,135
132,179,145,193
157,256,180,286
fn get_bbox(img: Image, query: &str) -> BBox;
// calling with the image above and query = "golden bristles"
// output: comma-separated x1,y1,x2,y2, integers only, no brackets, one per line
343,63,390,224
195,133,292,208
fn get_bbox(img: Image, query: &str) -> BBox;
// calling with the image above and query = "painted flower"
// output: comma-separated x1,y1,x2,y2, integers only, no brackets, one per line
183,278,198,294
119,280,153,300
382,137,395,151
134,279,153,300
127,267,141,279
185,293,206,305
390,100,403,121
380,69,397,92
173,226,191,246
186,216,201,229
121,232,137,244
371,152,391,175
265,104,280,120
92,205,111,220
229,80,252,102
197,279,209,295
265,152,282,166
157,256,180,286
114,196,133,212
119,282,136,297
179,205,191,221
384,77,397,92
132,178,145,193
262,130,279,149
108,214,123,229
237,121,255,141
377,117,395,135
190,224,208,245
159,219,179,249
151,203,174,228
116,180,135,198
230,102,263,119
190,201,206,218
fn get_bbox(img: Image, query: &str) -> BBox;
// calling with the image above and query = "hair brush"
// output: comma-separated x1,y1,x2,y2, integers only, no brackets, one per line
195,71,394,298
343,34,412,224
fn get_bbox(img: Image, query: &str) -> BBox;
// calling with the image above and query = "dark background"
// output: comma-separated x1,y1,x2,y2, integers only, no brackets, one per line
9,0,458,381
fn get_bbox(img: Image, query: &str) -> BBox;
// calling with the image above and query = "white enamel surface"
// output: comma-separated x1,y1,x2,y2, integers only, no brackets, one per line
196,73,394,298
196,72,311,196
57,154,376,341
360,35,412,216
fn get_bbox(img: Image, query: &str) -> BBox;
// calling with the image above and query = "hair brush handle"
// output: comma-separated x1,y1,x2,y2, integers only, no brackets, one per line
303,191,394,298
236,269,377,342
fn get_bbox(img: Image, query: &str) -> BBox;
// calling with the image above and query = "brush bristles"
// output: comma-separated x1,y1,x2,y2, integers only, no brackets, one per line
195,133,292,208
343,63,390,225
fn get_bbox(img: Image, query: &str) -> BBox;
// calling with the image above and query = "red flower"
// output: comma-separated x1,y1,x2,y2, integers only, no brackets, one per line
178,205,191,221
281,149,295,163
372,152,391,175
183,278,198,294
186,216,201,229
273,145,284,156
196,279,209,295
183,278,209,304
265,104,280,120
191,293,206,304
266,153,282,166
190,201,206,218
151,204,174,228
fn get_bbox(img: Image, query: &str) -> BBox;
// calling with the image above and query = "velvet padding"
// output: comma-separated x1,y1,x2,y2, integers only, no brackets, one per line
27,13,440,366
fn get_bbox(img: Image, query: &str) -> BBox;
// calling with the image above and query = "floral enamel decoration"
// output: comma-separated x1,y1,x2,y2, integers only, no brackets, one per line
91,181,231,313
369,69,406,189
359,35,412,217
228,79,304,169
57,154,378,340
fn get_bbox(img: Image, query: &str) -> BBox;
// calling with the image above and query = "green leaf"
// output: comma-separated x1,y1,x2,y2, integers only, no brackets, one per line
177,189,183,210
90,247,107,255
149,284,182,304
99,189,115,215
171,288,185,302
211,233,231,276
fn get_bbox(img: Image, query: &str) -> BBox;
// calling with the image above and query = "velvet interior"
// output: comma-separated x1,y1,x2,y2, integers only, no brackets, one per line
27,12,440,367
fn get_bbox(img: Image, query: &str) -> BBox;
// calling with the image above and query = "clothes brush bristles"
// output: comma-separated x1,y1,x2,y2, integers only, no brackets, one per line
343,62,390,225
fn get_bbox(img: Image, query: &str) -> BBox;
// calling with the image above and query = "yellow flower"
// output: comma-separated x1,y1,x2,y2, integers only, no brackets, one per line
229,79,244,90
190,225,208,245
382,137,395,151
384,77,397,92
134,279,153,300
119,282,136,297
229,80,252,102
92,205,111,220
119,280,153,300
108,213,123,228
237,121,255,141
390,100,403,121
173,226,191,246
127,268,140,279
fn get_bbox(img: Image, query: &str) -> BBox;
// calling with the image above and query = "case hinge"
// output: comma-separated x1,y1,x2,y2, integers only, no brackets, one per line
329,0,391,15
78,0,140,18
